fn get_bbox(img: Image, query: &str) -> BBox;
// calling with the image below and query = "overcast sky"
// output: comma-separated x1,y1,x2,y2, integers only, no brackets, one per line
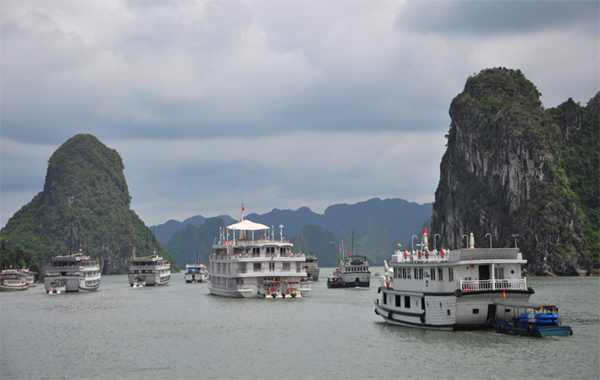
1,0,598,228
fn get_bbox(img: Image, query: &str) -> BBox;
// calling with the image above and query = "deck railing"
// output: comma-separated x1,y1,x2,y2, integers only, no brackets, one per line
460,278,527,292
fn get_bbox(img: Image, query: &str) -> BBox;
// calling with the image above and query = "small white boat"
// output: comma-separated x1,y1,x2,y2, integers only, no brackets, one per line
131,275,146,288
47,279,67,294
185,263,208,283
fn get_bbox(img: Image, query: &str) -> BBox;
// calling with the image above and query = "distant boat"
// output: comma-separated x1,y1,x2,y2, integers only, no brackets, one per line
304,254,320,281
185,263,208,283
0,269,30,291
327,229,370,288
128,255,170,286
295,230,320,281
185,247,208,283
19,269,38,287
44,250,101,293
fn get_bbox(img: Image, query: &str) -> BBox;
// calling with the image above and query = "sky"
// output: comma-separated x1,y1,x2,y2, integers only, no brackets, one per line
1,0,598,228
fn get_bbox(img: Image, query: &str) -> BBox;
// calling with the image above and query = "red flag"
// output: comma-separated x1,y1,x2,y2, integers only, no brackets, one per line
424,227,428,235
242,204,245,212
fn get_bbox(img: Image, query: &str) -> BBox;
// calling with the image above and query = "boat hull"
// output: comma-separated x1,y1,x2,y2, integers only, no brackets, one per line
491,321,573,337
375,287,532,330
327,278,370,288
306,268,320,281
0,283,29,291
128,273,170,286
44,276,80,292
185,273,207,283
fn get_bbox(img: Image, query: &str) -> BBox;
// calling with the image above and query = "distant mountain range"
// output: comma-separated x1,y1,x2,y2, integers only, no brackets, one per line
158,198,433,268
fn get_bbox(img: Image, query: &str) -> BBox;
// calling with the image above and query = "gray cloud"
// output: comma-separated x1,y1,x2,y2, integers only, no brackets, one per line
396,0,599,37
1,0,598,227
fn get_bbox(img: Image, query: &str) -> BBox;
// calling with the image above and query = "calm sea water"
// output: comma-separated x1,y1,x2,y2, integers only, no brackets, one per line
1,268,598,380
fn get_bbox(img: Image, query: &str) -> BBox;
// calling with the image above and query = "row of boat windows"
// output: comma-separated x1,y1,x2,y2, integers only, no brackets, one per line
382,293,424,310
343,267,369,273
82,271,100,277
130,270,170,274
394,267,455,281
131,262,166,266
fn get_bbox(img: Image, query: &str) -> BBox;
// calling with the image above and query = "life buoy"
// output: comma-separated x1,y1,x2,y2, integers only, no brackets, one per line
425,250,429,259
266,290,270,296
418,250,421,258
441,249,445,258
404,251,407,259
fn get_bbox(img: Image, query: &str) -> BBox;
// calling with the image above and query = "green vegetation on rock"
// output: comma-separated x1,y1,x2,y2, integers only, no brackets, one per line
0,134,176,274
433,67,599,275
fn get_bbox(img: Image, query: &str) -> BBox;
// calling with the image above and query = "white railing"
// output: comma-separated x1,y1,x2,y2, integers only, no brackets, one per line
460,278,527,292
391,249,450,263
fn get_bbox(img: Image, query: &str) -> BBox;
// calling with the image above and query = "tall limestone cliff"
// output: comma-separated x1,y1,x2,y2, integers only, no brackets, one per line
0,134,175,274
431,68,598,276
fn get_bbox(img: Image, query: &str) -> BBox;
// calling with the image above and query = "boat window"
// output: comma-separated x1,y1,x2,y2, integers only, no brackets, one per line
472,309,479,314
383,293,387,304
431,268,436,280
438,268,443,281
494,267,505,279
448,268,454,282
404,296,410,309
395,295,401,307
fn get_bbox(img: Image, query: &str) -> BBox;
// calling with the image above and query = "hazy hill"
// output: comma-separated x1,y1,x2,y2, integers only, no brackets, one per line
163,198,432,267
0,134,175,274
431,68,598,275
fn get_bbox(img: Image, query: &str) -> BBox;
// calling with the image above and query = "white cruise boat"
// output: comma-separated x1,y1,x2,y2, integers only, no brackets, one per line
0,269,30,291
19,269,38,286
208,209,311,298
185,263,208,283
43,252,101,293
327,255,371,288
374,230,533,330
128,255,170,286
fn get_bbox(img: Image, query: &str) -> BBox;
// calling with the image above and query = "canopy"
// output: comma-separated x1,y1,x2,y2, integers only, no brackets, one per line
226,219,269,231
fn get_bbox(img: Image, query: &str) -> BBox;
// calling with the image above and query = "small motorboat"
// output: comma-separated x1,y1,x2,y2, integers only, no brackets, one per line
490,301,573,337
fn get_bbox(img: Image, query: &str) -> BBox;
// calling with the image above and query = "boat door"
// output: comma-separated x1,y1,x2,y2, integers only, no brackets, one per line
479,265,490,281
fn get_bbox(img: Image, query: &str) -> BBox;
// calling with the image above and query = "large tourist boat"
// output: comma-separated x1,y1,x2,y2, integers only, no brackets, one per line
43,252,101,293
374,230,533,330
207,208,311,298
185,263,208,283
0,269,30,291
127,255,170,286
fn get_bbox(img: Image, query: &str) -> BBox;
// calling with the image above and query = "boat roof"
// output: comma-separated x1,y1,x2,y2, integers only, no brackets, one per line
226,219,269,231
493,301,558,310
